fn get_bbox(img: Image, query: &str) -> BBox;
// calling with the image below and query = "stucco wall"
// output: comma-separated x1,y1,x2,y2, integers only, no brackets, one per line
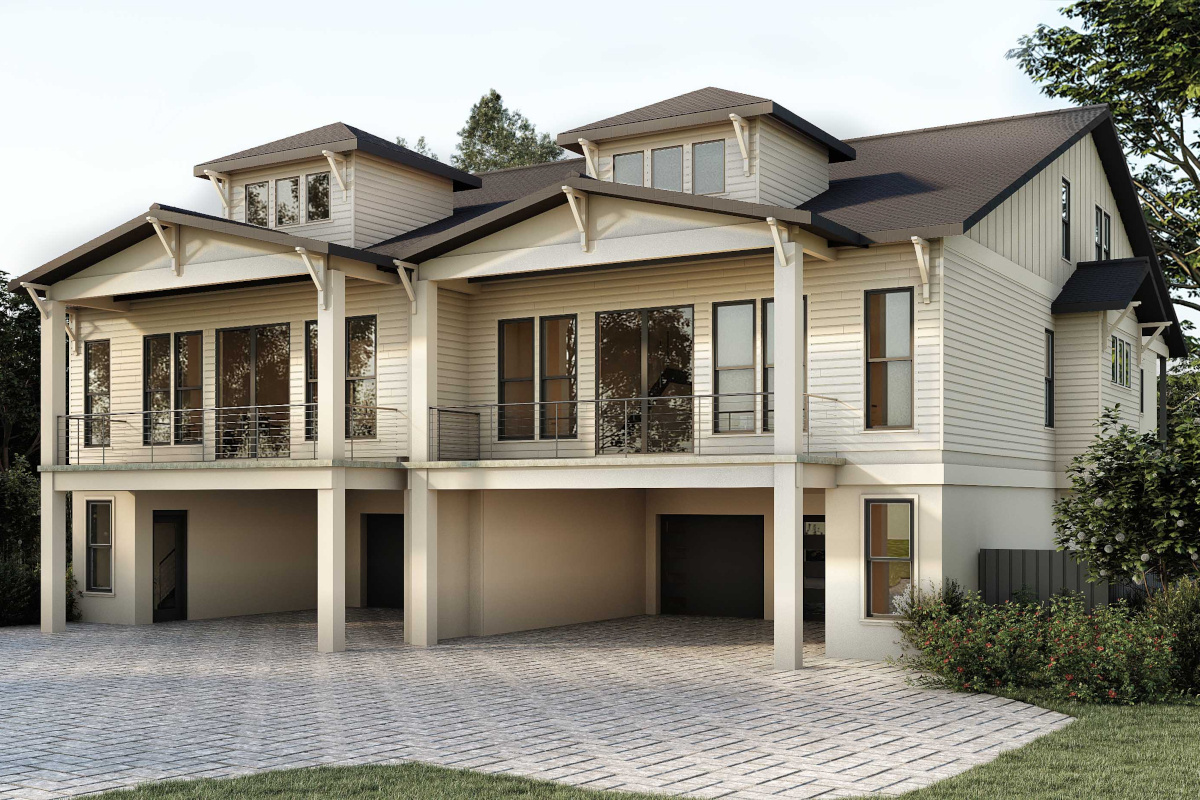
941,485,1057,593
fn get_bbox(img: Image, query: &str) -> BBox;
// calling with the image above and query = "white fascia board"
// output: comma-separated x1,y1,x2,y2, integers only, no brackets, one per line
47,252,309,302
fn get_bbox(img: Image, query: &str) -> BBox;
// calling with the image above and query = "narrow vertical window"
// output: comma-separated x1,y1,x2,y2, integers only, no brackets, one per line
1095,206,1104,260
865,289,914,429
86,499,113,593
692,140,725,195
714,301,755,433
1140,368,1145,414
174,332,202,444
245,181,269,226
763,299,774,432
143,334,171,445
1061,178,1071,260
306,172,331,222
275,177,299,226
1111,335,1132,388
540,315,577,439
1044,329,1054,428
613,152,644,186
651,146,683,192
865,499,914,617
85,340,110,446
498,319,534,439
304,321,318,441
1103,210,1111,259
346,316,377,438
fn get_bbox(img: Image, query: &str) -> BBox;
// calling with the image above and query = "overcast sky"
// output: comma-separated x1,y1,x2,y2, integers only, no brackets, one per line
12,1,1183,321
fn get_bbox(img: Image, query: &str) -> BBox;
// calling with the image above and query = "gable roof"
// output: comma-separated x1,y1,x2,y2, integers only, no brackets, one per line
194,122,481,191
1052,258,1151,314
557,87,856,163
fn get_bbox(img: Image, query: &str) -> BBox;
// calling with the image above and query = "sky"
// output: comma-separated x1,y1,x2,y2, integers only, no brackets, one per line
6,0,1188,325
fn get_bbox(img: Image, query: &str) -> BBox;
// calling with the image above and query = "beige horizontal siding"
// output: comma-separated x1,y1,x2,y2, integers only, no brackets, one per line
1053,311,1101,470
227,157,354,246
756,116,829,208
352,153,454,248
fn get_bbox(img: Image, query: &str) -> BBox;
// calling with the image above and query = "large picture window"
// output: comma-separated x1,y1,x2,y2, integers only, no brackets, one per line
540,315,577,439
865,499,914,617
865,289,913,429
498,318,534,439
217,324,290,458
143,333,202,446
346,316,377,438
85,340,111,447
714,300,755,433
86,499,113,594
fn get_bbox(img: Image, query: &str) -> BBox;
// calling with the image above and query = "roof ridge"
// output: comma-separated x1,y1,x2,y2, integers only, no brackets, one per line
844,104,1109,143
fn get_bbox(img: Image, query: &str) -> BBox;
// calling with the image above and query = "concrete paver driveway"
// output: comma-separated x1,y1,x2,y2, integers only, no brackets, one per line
0,611,1070,799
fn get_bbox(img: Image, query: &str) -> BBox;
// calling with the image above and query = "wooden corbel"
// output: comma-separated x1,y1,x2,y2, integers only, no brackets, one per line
910,236,932,303
729,113,750,176
562,186,589,251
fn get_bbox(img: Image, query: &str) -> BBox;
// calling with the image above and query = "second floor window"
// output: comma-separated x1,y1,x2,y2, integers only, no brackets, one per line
346,316,377,438
307,172,331,222
540,316,577,439
652,146,683,192
305,321,318,440
763,299,774,432
1044,329,1054,428
1094,206,1111,260
275,177,300,226
245,181,268,226
613,152,643,186
1061,178,1071,260
498,318,534,439
85,340,110,446
714,300,755,433
865,289,913,429
175,332,202,444
692,140,725,195
1111,335,1132,388
144,334,172,445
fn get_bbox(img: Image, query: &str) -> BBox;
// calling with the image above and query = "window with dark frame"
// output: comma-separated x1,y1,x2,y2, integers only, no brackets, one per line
1044,329,1055,428
86,499,113,593
1061,178,1071,260
714,300,755,433
498,319,535,439
1095,206,1112,260
651,145,683,192
143,334,171,445
692,140,724,195
245,181,269,226
346,316,377,439
613,152,643,186
763,299,774,432
85,340,110,447
1111,335,1132,388
1103,209,1111,259
540,315,577,439
275,176,300,226
304,321,318,440
864,499,914,617
174,332,202,444
1141,368,1145,413
865,289,914,429
307,172,331,222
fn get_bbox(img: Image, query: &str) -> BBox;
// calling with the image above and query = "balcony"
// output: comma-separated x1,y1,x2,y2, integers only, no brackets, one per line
428,393,849,461
55,404,405,466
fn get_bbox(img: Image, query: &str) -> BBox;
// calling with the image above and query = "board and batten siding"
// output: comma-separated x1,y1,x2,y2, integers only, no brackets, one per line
756,116,829,208
66,279,410,463
226,157,354,246
352,152,454,249
966,131,1133,291
595,123,757,204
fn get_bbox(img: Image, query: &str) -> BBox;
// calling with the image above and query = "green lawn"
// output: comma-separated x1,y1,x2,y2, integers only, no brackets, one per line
91,696,1200,800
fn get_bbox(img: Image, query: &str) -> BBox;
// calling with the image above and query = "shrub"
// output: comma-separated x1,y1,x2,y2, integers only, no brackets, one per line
1146,578,1200,695
0,547,38,626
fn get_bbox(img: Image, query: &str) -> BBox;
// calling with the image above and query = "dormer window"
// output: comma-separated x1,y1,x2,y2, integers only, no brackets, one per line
245,182,269,226
651,146,683,192
275,177,300,226
613,152,643,186
307,172,331,222
692,140,725,195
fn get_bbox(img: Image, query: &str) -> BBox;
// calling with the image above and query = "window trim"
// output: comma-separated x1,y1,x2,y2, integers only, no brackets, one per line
863,288,915,431
244,180,269,226
498,317,536,441
691,139,725,195
1111,334,1133,389
713,300,756,434
1044,329,1055,429
306,170,332,223
1094,206,1112,260
862,497,917,620
173,331,203,445
274,175,301,228
84,498,115,596
762,298,774,433
612,150,645,187
304,320,318,441
650,145,684,192
1061,177,1071,261
345,314,378,440
84,339,111,448
215,322,292,408
142,333,172,446
1102,208,1111,259
539,314,578,440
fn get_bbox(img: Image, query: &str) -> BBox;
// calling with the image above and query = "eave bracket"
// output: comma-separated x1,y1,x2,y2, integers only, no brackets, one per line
203,170,230,210
1106,301,1141,340
322,150,349,200
577,139,598,178
910,236,932,303
729,113,750,176
296,247,328,310
147,216,181,276
562,186,589,251
20,282,49,320
393,260,418,314
766,217,789,266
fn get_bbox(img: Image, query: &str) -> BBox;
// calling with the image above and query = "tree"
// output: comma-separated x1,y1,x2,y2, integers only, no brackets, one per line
0,273,39,471
396,135,438,162
451,89,562,173
1009,1,1200,319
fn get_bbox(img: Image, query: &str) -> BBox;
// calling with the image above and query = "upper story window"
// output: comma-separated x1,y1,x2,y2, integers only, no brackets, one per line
144,334,171,446
692,140,725,195
714,300,755,433
1095,206,1111,260
347,316,378,439
304,321,318,441
498,318,535,439
540,315,577,439
307,172,331,223
651,146,683,192
1061,178,1071,260
275,177,300,227
865,289,913,429
613,152,643,186
175,332,202,444
1044,329,1054,428
1111,334,1132,388
763,298,774,432
85,340,110,447
246,182,269,226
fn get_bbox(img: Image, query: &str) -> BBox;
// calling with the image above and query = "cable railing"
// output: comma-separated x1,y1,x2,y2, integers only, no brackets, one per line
428,392,851,461
55,404,405,466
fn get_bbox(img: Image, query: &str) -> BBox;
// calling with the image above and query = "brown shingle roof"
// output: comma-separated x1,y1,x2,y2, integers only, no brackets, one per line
561,87,769,133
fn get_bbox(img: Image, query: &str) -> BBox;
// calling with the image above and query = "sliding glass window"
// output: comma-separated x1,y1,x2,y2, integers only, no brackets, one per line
540,315,577,439
498,319,534,439
713,301,755,433
865,289,913,429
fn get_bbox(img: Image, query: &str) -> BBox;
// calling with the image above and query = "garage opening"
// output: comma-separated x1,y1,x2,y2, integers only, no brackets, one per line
660,514,764,618
365,513,404,608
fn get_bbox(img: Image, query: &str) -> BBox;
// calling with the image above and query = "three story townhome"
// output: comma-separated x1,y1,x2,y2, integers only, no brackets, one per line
14,88,1183,667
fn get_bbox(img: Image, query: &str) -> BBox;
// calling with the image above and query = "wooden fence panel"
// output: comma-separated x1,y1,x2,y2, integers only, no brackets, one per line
978,549,1112,610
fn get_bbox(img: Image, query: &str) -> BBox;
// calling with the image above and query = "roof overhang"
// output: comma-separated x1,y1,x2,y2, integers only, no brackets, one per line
558,100,856,164
378,176,868,264
7,204,398,293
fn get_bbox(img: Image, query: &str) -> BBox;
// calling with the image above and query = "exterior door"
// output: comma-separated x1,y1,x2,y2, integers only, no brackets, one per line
366,514,404,608
597,306,693,454
660,514,764,618
217,324,290,458
152,511,187,622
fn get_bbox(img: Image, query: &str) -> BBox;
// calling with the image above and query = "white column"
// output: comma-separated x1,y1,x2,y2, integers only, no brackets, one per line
40,300,67,633
317,469,347,653
773,238,804,670
316,266,346,460
406,469,437,647
409,279,438,462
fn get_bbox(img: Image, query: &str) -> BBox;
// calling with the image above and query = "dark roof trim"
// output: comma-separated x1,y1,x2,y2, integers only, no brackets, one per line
557,100,856,164
7,204,397,292
381,176,868,263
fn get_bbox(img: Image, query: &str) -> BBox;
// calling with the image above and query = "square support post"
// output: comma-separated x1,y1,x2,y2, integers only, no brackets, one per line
317,267,346,460
405,469,437,647
41,300,67,633
773,238,805,670
317,469,347,653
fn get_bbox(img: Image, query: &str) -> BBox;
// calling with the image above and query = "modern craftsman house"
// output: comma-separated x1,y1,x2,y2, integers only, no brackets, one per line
15,88,1183,666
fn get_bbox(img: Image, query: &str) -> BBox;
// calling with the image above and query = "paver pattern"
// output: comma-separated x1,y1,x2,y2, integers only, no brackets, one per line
0,610,1070,799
